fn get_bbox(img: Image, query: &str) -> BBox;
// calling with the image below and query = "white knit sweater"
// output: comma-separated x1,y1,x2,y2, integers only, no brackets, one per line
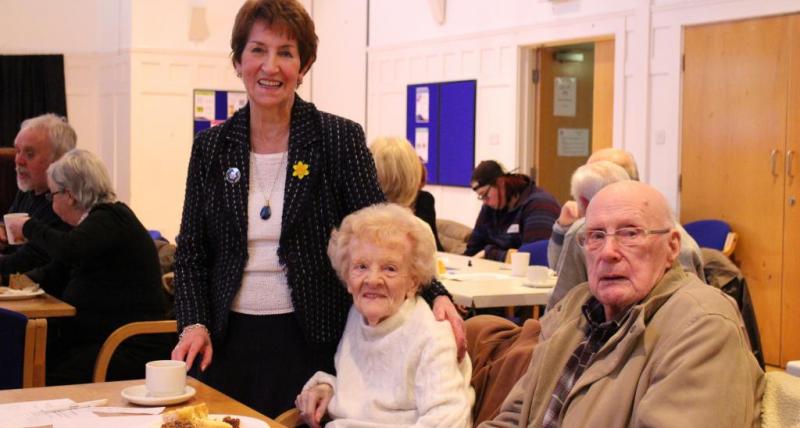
303,297,474,427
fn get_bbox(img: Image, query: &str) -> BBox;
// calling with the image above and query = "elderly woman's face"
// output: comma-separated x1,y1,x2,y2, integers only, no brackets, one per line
235,20,304,114
345,237,418,326
47,177,81,226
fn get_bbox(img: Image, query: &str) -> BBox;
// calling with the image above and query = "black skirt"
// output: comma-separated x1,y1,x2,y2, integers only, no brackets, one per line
200,312,337,418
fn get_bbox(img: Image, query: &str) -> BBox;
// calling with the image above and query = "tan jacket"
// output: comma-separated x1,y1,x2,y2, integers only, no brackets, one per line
481,265,764,428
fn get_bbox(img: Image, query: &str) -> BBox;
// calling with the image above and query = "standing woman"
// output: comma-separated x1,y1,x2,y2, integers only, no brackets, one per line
171,0,463,417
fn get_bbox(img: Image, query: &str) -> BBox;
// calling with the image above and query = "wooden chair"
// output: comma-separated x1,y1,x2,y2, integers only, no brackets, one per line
274,408,303,427
683,219,738,257
92,320,178,382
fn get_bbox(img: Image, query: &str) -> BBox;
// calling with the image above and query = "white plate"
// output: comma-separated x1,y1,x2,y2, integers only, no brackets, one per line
0,286,45,300
149,414,269,428
121,384,196,406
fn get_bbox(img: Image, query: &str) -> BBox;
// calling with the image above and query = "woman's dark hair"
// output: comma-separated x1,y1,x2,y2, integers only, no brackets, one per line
495,173,532,209
471,160,506,190
231,0,319,72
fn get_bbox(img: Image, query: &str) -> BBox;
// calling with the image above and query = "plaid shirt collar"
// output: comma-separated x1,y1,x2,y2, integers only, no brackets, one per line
542,298,630,428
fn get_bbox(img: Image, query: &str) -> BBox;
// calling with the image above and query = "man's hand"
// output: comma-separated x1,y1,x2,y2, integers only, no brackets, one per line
296,384,333,428
171,326,213,372
0,226,8,243
557,201,580,228
433,296,466,361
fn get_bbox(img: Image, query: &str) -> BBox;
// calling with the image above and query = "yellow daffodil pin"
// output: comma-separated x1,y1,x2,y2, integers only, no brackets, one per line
292,161,310,179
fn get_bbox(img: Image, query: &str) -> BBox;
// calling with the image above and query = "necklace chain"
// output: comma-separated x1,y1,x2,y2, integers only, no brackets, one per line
252,150,287,214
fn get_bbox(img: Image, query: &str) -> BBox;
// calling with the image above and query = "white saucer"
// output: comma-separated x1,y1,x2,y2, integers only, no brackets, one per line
522,276,557,288
121,384,196,406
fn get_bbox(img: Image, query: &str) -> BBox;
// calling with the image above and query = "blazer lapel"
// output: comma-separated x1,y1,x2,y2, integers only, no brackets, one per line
282,97,322,237
218,106,251,246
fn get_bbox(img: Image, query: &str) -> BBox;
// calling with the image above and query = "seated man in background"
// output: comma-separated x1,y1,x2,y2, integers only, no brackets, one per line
0,113,75,280
466,160,560,262
481,181,763,428
547,148,703,308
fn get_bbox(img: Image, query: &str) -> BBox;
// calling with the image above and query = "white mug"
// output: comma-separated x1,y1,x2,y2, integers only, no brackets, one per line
510,252,530,277
527,265,551,283
4,213,29,245
145,360,186,397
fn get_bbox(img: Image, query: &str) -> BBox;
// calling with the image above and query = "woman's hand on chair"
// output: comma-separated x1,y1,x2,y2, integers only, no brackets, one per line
296,384,333,428
171,326,213,372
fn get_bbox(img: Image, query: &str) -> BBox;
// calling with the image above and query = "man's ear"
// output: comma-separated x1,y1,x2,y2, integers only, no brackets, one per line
666,229,681,264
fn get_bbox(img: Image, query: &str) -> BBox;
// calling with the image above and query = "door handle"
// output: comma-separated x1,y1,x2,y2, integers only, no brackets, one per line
771,149,779,177
787,150,795,179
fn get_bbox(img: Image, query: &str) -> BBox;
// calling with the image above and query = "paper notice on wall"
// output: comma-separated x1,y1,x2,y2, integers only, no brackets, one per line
227,92,247,117
415,87,430,123
415,128,430,162
554,77,577,117
557,128,590,157
194,90,215,120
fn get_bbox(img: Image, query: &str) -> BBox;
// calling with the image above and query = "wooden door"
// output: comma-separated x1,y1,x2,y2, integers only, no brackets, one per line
781,14,800,366
681,16,790,365
536,45,595,204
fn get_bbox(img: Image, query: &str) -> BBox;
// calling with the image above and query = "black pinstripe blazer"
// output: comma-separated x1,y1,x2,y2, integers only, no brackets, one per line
174,96,448,346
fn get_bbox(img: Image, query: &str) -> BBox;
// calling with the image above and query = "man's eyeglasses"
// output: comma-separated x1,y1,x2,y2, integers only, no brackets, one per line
577,227,671,251
45,190,66,202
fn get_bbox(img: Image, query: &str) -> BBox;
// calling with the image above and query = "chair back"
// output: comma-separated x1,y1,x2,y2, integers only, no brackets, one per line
0,308,35,389
518,240,549,266
683,219,731,251
762,371,800,428
93,320,178,382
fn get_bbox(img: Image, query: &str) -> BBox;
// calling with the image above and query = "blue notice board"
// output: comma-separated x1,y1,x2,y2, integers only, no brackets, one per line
407,80,476,187
193,89,247,134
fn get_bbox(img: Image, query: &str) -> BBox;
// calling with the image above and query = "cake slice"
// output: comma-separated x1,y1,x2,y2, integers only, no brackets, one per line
160,403,239,428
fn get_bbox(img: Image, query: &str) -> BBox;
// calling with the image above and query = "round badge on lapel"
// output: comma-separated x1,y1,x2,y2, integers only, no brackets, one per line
225,167,241,184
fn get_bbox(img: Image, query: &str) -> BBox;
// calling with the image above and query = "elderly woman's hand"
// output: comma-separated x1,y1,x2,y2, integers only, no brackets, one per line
433,296,467,361
296,383,333,428
171,325,213,372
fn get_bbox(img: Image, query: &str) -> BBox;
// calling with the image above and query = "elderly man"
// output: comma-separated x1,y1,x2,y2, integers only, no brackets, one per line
0,114,76,276
546,148,703,308
481,181,763,428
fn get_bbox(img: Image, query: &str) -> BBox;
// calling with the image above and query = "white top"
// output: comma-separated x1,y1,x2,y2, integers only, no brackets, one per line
303,297,474,427
232,151,293,315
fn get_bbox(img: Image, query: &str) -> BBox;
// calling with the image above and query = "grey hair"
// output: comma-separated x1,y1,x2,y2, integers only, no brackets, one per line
20,113,77,160
571,161,630,213
47,149,116,211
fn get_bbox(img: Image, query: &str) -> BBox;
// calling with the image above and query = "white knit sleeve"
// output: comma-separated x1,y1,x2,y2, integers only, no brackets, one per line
302,371,338,394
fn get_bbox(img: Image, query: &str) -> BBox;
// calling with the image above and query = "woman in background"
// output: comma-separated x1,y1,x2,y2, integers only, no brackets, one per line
465,160,560,262
11,149,169,385
370,136,444,251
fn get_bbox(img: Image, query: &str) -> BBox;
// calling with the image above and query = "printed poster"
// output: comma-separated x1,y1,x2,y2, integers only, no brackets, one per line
415,87,430,123
414,127,429,162
554,77,577,117
194,90,215,120
557,128,590,157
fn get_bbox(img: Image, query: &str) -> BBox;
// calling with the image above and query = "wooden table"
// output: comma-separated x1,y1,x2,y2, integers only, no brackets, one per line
0,377,284,427
438,252,553,311
0,293,76,387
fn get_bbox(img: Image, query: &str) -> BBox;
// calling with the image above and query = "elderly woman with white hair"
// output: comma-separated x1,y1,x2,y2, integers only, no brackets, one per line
9,148,169,385
295,203,473,428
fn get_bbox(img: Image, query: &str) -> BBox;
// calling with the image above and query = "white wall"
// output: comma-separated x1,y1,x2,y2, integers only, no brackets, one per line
5,0,799,240
366,0,800,227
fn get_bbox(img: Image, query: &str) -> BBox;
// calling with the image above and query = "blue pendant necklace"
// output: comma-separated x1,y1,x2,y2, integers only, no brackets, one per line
251,150,287,221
